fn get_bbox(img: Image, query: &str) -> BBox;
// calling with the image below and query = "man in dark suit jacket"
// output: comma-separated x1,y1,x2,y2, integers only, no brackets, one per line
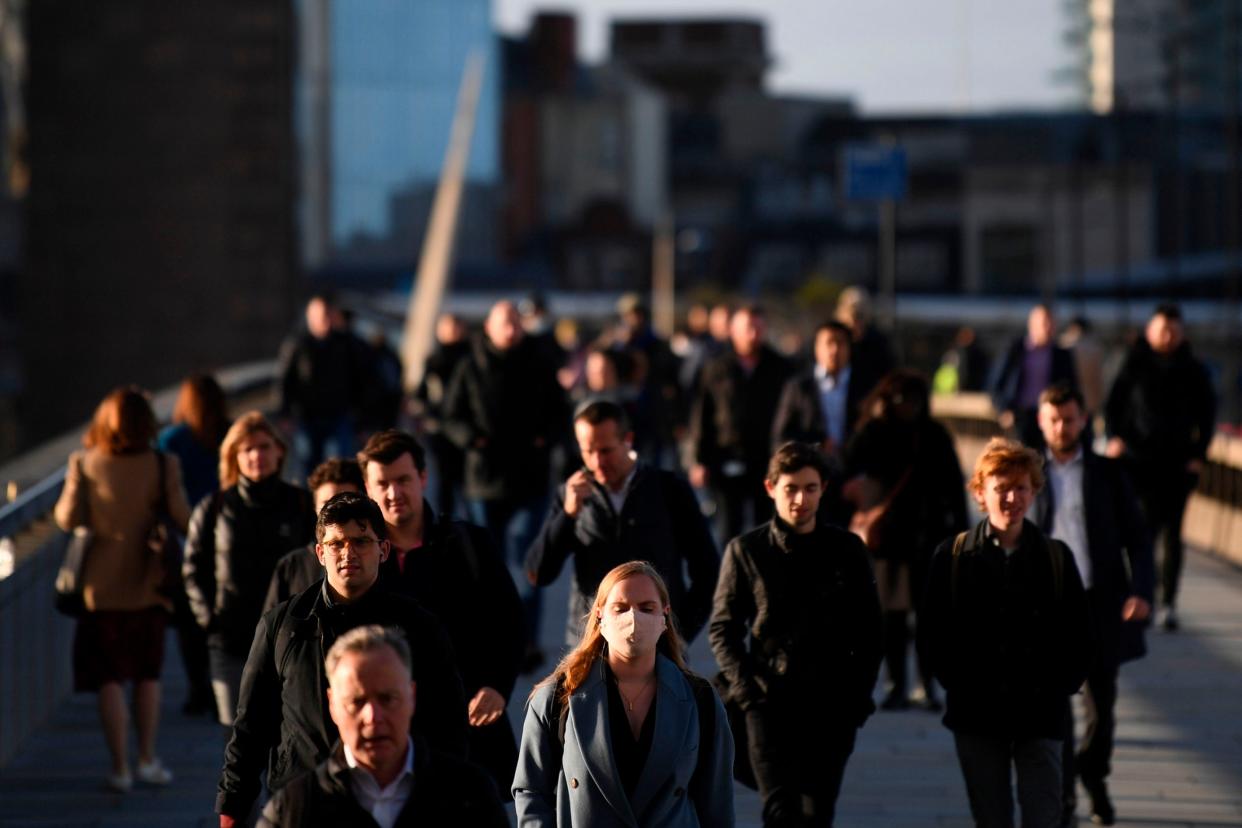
257,626,506,828
772,320,867,458
990,304,1078,448
1034,384,1155,827
689,305,794,540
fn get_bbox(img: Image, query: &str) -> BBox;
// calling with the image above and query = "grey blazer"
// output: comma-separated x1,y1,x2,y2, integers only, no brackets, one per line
513,654,735,827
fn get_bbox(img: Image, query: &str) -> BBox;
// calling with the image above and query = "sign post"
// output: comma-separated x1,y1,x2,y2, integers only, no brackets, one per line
844,143,907,330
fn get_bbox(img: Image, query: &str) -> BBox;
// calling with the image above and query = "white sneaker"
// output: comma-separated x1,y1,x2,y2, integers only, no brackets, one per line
136,758,173,785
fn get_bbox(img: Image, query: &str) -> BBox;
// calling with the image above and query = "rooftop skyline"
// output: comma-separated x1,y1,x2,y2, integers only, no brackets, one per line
494,0,1069,113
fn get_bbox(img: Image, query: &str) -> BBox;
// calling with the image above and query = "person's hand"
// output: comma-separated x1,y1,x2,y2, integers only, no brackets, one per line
1122,596,1151,622
998,410,1015,431
1104,437,1126,458
220,816,237,828
468,687,506,727
563,469,593,517
689,464,709,489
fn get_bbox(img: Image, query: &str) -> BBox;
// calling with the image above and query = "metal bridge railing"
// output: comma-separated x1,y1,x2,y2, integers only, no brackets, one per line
0,361,276,766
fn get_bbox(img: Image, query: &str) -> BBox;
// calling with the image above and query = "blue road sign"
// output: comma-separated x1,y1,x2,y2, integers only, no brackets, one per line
844,145,907,201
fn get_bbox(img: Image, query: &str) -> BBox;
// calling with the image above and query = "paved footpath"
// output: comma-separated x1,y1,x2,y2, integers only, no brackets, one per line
2,546,1240,827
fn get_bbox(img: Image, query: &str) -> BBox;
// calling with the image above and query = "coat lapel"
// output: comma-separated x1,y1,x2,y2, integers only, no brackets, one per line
629,656,693,820
569,664,637,826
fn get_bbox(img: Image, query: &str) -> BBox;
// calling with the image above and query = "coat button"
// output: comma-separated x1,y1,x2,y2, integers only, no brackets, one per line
569,777,579,789
674,787,685,798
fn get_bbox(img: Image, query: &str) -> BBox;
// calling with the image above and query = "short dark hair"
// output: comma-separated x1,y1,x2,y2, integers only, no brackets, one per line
357,429,427,473
307,458,365,492
1038,382,1085,410
573,398,631,434
766,441,832,486
316,492,388,543
1153,302,1183,322
814,320,852,342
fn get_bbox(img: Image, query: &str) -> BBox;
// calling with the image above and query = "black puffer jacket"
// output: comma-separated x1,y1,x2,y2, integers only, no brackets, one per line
442,335,569,501
216,582,467,819
183,475,316,655
709,518,883,727
1105,338,1215,467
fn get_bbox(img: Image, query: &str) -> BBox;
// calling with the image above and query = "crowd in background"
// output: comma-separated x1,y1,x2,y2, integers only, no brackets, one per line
49,287,1219,827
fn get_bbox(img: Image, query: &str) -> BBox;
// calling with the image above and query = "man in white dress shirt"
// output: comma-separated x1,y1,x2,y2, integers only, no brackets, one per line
258,626,506,827
1035,384,1154,827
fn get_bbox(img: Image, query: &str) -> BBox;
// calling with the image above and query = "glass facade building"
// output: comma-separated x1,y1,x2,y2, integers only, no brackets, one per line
296,0,499,275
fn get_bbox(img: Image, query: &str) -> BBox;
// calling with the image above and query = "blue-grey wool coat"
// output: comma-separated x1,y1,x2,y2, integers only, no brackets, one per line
512,655,735,827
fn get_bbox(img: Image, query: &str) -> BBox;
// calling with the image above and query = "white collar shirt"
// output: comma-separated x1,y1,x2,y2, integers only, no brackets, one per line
604,456,640,516
1047,448,1092,589
343,740,415,828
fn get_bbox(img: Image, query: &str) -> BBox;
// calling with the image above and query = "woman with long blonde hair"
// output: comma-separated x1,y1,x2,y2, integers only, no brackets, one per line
181,411,315,725
513,561,734,826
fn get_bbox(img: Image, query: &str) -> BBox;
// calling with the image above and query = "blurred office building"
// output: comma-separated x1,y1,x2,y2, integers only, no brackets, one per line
296,0,502,288
17,1,298,449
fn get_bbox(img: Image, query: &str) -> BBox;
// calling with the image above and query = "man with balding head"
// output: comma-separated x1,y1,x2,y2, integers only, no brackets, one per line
442,300,569,668
258,626,506,827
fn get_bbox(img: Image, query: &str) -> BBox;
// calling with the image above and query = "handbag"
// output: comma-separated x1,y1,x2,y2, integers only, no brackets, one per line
54,454,93,616
149,451,185,604
55,527,94,616
847,466,913,552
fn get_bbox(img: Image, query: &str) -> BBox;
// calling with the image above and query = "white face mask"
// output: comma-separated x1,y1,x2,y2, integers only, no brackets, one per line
599,608,666,657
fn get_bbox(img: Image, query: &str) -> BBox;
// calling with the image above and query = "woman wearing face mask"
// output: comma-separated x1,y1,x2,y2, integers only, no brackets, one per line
182,411,316,726
513,561,734,827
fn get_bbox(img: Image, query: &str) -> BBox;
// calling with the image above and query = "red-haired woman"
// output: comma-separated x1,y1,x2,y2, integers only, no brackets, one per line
53,386,192,792
157,373,229,715
513,561,734,827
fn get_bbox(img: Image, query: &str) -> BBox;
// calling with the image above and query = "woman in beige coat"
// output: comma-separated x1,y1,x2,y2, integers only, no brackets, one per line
53,386,191,792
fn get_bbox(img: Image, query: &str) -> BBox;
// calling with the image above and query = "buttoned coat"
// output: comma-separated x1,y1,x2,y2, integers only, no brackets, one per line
1032,449,1155,666
513,655,735,828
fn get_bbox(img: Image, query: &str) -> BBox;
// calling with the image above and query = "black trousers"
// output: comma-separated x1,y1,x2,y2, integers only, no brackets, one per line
713,472,772,542
746,706,857,827
1063,661,1119,798
1129,461,1196,608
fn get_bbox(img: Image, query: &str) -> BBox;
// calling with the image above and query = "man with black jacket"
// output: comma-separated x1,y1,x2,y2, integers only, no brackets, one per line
690,305,794,541
215,494,467,827
526,400,719,644
1036,384,1155,826
257,625,506,828
771,320,865,458
442,299,569,667
710,442,883,827
359,429,525,796
918,437,1092,828
1104,303,1216,631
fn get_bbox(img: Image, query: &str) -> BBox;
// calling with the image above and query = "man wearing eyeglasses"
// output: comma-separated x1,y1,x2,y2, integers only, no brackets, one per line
215,493,468,827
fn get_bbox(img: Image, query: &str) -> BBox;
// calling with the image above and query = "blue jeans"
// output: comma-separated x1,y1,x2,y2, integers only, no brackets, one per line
469,495,548,647
953,732,1063,828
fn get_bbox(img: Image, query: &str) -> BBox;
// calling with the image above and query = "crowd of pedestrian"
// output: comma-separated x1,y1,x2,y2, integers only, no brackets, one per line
50,289,1220,828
